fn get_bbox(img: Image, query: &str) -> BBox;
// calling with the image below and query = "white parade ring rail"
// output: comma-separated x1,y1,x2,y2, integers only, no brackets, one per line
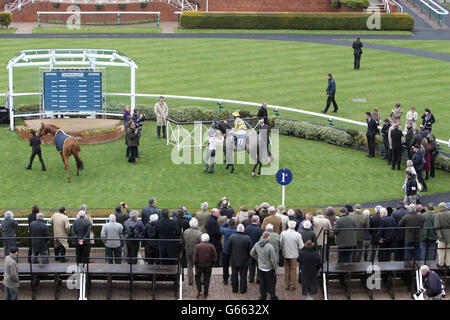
3,91,449,147
36,11,161,27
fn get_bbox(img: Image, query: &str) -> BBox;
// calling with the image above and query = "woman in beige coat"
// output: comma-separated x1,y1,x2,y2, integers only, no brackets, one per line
154,96,168,139
50,206,71,262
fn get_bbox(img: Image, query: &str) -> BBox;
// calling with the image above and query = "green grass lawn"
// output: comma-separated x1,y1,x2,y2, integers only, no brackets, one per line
32,26,162,33
1,122,448,210
1,38,449,142
174,28,413,36
0,28,16,34
354,39,450,55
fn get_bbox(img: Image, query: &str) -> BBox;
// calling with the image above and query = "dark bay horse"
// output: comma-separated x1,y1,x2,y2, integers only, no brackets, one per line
39,123,84,183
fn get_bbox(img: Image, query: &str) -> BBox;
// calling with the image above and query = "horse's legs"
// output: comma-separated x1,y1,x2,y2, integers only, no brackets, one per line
60,152,65,169
73,152,81,176
62,155,71,183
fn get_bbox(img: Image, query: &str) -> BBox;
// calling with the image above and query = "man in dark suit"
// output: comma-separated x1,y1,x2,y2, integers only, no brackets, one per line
365,112,377,158
412,144,428,192
25,129,46,171
352,37,363,70
155,208,181,265
390,123,403,170
29,213,50,264
257,102,269,125
322,74,338,113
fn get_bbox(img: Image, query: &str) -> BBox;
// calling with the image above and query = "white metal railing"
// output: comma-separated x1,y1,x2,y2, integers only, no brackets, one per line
2,91,449,147
406,0,449,26
4,0,34,12
384,0,391,13
0,217,119,227
168,0,197,11
390,0,404,12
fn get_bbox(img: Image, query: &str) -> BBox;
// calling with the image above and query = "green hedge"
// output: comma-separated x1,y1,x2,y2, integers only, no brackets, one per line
0,12,12,28
436,153,450,172
180,12,414,31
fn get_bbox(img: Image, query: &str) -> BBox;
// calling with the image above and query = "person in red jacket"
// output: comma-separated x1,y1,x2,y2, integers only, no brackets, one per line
193,233,217,299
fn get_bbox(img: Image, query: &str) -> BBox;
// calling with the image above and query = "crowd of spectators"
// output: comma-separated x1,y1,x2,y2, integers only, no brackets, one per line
1,198,449,300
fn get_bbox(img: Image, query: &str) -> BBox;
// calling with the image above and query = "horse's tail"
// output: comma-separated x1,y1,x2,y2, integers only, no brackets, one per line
75,156,84,171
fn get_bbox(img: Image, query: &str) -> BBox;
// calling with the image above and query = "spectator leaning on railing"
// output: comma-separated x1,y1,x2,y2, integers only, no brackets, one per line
50,206,70,263
0,211,18,257
101,214,123,265
29,213,49,264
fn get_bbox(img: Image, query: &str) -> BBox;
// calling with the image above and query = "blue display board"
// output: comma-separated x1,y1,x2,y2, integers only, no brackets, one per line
43,70,102,112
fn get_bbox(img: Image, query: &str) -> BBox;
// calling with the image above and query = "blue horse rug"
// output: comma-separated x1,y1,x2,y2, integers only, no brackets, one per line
54,129,70,152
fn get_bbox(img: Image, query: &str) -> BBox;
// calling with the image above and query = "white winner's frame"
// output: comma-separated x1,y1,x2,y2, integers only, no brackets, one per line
6,48,138,130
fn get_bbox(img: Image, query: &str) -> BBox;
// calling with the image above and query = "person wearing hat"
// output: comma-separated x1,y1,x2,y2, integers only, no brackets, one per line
50,206,71,262
350,204,369,262
334,207,357,263
204,129,223,174
232,111,246,131
322,74,338,113
434,202,450,268
154,96,168,139
390,103,403,123
412,143,428,192
3,247,19,300
25,129,46,171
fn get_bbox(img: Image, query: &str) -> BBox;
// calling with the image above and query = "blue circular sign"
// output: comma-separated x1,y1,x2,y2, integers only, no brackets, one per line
276,168,293,186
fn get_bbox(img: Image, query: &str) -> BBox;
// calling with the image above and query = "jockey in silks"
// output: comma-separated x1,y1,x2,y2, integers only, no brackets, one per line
231,111,247,151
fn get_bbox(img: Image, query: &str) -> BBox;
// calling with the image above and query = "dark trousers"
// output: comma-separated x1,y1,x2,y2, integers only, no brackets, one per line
127,241,139,265
338,247,353,263
159,244,178,265
354,53,361,69
195,266,212,295
414,166,428,190
259,269,277,300
352,242,363,262
248,257,260,282
392,147,402,169
32,247,49,264
106,246,122,264
394,239,405,261
28,149,46,170
128,146,138,163
430,157,436,177
404,240,421,261
231,265,248,293
75,243,90,264
145,245,159,264
126,145,130,158
369,244,378,262
54,244,66,262
367,135,375,157
383,140,390,159
222,252,230,281
157,126,166,138
324,94,338,112
379,242,394,262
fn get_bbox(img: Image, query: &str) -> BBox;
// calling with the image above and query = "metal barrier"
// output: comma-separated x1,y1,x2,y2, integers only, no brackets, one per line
0,235,184,300
405,0,449,26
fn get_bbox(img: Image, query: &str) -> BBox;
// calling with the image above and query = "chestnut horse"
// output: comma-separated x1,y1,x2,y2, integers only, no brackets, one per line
39,123,84,183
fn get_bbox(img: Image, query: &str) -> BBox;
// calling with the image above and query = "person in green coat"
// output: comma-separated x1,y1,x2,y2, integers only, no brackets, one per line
420,203,437,261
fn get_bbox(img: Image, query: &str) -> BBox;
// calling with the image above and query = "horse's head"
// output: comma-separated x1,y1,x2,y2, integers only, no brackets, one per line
38,123,58,136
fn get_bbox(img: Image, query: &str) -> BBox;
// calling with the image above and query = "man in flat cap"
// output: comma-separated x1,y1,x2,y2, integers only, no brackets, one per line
154,96,168,139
